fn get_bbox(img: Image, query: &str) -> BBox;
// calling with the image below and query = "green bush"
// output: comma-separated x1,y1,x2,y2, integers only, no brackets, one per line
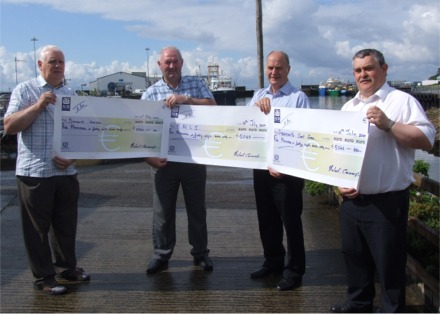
413,159,430,177
304,180,327,196
407,229,439,279
409,189,440,231
408,159,439,280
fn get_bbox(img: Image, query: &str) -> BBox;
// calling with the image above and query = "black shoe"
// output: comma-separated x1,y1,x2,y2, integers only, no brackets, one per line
34,276,67,295
330,302,373,313
276,276,302,291
193,255,213,271
146,259,168,274
58,267,90,282
250,266,283,279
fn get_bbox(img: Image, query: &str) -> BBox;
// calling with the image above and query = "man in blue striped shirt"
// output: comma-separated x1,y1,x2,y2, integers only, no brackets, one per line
247,51,310,291
141,46,216,274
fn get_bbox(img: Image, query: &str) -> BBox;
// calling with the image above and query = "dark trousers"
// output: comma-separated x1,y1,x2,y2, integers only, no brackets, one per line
152,162,209,259
253,169,305,277
17,175,80,281
339,189,409,313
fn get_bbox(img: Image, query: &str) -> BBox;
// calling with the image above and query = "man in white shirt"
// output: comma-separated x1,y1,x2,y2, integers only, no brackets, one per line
330,49,435,313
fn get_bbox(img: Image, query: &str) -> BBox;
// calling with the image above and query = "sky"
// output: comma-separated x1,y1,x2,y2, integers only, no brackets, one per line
0,0,439,93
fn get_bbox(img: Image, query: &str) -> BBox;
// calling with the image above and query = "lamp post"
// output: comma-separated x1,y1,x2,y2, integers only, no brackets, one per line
14,56,26,85
145,48,150,87
31,37,38,78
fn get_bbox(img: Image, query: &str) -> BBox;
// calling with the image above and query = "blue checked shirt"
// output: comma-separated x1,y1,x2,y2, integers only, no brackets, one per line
5,76,77,177
141,76,214,101
247,81,310,108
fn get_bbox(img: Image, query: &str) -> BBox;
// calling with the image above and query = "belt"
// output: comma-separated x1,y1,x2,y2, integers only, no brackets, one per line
356,187,409,200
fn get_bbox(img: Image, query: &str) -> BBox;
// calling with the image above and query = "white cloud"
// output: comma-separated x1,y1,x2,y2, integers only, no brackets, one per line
1,0,438,91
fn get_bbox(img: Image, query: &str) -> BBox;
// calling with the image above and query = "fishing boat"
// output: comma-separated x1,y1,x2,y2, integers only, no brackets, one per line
207,62,234,91
319,77,343,96
318,77,358,96
206,61,253,105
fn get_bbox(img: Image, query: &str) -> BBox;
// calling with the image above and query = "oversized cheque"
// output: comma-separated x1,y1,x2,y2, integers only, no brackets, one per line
54,96,369,188
54,96,169,159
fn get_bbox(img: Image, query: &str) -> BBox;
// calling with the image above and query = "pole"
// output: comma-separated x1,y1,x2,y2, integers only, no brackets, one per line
31,37,38,78
256,0,264,89
14,57,26,85
145,48,150,87
15,57,18,85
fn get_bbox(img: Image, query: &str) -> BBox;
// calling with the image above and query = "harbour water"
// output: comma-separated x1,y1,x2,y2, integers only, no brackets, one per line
237,96,439,182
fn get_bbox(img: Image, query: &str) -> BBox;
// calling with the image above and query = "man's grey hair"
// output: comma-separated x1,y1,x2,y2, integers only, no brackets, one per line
352,49,386,66
160,46,183,60
39,45,63,62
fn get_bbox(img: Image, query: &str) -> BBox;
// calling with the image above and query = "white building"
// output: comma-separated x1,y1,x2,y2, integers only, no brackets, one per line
89,72,148,96
421,79,439,86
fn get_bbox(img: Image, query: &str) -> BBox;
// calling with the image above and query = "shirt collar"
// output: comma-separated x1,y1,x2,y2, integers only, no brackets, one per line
37,75,65,90
352,82,390,105
161,75,183,90
265,81,294,96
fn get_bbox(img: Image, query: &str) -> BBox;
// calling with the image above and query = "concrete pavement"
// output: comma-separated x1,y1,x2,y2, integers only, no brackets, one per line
0,159,424,312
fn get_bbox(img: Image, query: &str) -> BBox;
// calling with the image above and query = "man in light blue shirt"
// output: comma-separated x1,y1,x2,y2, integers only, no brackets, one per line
247,51,310,291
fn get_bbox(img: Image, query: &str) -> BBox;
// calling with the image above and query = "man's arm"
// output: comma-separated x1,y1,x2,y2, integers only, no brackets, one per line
164,94,216,108
5,91,55,135
186,96,216,106
388,123,433,151
366,105,434,151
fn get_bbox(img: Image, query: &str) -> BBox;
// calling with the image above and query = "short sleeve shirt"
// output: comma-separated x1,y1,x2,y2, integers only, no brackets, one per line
342,83,436,194
5,76,77,177
141,76,214,101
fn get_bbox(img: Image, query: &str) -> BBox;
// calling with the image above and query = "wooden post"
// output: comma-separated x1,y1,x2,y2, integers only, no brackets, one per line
256,0,264,89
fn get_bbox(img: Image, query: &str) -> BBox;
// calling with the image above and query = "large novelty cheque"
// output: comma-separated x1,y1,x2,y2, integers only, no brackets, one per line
268,108,369,189
54,96,169,159
54,97,369,188
166,105,268,169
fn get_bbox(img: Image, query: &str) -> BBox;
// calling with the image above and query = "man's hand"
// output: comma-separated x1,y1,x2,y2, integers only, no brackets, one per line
338,187,359,199
255,97,271,114
145,157,168,168
53,156,76,170
268,166,284,179
164,94,186,108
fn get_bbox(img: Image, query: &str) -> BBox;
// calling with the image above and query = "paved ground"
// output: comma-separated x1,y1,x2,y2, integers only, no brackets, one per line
0,159,424,313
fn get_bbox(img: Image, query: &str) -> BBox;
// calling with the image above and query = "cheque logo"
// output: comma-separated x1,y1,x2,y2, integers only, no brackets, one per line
98,125,121,152
203,132,223,158
61,97,71,111
274,109,281,123
301,140,320,171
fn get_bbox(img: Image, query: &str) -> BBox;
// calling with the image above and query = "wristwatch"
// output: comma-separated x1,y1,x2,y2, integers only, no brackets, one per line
185,95,192,103
385,118,395,132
